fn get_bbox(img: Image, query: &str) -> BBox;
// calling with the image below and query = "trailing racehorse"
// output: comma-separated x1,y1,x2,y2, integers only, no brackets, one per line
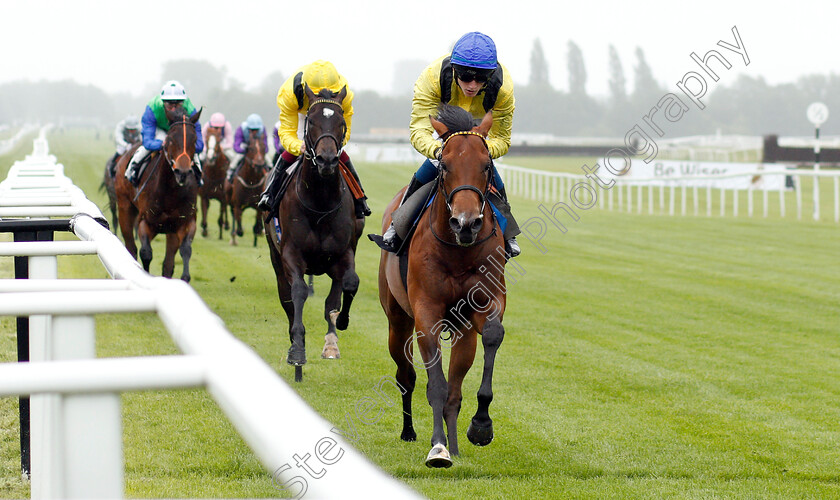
264,85,364,382
375,105,507,468
226,127,268,246
199,125,230,239
114,108,202,281
102,130,141,234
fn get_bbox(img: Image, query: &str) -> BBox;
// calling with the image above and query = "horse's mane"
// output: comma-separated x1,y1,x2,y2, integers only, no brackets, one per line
316,88,339,99
436,104,474,134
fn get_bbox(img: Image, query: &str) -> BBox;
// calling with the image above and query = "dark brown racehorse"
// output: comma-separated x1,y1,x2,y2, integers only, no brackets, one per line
226,128,267,246
114,108,202,281
102,129,141,234
199,125,230,239
377,105,506,468
264,84,363,382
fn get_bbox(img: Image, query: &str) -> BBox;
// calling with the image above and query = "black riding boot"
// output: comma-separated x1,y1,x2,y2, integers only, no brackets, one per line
371,174,425,253
342,157,371,218
258,156,293,215
496,187,521,258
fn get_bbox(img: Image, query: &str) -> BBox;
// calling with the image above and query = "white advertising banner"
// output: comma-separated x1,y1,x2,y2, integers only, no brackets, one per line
602,159,789,190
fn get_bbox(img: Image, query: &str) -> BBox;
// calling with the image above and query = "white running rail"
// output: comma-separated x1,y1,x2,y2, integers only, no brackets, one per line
0,130,418,499
497,162,840,223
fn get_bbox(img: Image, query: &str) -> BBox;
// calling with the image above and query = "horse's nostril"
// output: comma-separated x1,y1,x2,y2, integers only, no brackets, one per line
471,218,483,231
449,217,460,231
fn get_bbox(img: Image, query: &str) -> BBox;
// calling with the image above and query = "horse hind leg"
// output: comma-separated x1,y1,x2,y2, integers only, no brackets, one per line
467,318,505,447
322,278,342,360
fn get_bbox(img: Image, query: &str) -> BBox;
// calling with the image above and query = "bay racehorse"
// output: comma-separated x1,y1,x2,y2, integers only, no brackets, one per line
264,84,363,382
226,127,268,246
376,105,507,468
199,125,230,239
102,129,141,233
114,107,202,281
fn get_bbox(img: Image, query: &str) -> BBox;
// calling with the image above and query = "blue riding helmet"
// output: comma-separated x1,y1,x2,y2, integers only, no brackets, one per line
451,32,497,70
246,113,263,130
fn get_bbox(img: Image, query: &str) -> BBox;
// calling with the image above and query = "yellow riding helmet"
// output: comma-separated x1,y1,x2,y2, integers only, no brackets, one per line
304,60,342,92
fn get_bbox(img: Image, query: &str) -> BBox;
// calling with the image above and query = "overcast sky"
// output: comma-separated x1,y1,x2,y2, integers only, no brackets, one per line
4,0,838,105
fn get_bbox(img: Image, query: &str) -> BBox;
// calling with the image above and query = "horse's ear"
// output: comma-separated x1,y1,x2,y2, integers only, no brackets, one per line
191,106,203,124
430,115,448,136
475,110,492,137
304,83,316,102
336,85,347,103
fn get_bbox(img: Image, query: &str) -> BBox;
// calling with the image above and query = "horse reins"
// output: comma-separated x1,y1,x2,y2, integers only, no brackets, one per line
430,130,497,247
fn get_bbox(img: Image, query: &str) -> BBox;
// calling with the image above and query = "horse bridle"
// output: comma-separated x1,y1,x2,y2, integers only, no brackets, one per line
302,98,347,162
430,130,497,247
438,131,492,215
162,119,195,168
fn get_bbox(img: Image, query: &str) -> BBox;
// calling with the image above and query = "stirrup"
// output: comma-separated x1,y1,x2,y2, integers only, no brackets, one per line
505,237,521,258
368,224,400,253
257,193,271,212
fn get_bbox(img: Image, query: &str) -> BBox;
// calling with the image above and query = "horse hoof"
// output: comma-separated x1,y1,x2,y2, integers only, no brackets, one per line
335,314,349,331
321,333,340,359
229,240,237,246
181,274,191,283
294,365,303,382
287,345,306,366
425,444,453,468
201,229,208,237
401,427,417,442
467,420,494,446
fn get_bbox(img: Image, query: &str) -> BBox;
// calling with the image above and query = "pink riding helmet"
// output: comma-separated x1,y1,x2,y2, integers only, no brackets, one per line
210,112,226,127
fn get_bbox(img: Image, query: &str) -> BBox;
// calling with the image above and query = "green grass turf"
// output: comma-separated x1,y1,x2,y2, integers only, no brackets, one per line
2,129,840,498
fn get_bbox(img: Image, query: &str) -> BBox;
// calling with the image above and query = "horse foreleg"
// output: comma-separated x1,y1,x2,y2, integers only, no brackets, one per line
414,309,452,468
200,195,209,237
162,233,180,279
467,318,505,447
286,273,310,368
444,329,477,456
137,221,154,272
178,219,196,282
230,205,241,246
117,205,137,257
387,304,417,442
322,279,342,360
334,255,359,331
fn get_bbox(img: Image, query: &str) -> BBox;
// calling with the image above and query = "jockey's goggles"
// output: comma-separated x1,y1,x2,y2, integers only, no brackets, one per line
453,65,494,84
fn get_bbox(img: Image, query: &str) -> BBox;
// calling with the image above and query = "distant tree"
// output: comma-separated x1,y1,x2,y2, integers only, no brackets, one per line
567,41,587,96
529,38,550,88
607,44,627,106
631,47,661,104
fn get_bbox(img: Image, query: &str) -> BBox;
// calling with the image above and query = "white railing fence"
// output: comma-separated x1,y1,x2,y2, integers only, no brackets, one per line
497,162,840,223
0,131,418,499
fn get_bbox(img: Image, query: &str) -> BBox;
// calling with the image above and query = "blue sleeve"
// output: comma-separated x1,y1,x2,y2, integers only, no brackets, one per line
192,113,204,153
141,106,162,151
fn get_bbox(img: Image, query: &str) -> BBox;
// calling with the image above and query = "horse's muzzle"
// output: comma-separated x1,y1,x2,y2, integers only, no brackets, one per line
173,168,191,186
449,214,483,246
315,155,339,177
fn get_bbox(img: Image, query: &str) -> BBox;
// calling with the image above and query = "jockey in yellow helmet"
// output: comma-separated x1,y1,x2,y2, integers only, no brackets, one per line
257,60,370,219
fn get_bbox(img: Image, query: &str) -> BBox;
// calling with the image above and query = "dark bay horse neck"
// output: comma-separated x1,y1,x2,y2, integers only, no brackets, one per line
378,104,507,468
265,84,363,382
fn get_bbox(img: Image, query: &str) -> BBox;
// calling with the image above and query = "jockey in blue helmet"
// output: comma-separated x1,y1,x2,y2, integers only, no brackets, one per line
374,31,520,258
